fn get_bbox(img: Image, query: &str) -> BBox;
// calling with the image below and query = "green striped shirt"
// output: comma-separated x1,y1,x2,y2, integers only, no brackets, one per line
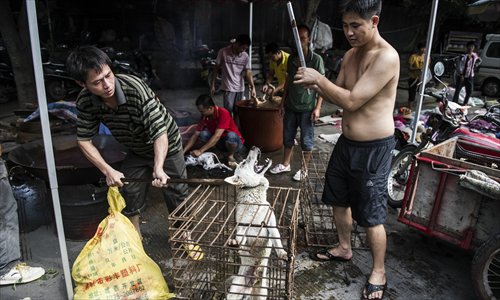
76,74,182,157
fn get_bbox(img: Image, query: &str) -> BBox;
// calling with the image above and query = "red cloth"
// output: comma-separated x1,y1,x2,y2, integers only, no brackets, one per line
197,106,245,144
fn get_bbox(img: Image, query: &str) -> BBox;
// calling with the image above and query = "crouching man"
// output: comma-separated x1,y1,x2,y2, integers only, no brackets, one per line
183,94,245,167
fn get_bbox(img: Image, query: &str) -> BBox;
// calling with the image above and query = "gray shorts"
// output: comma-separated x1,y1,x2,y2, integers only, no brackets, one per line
120,150,188,217
322,135,395,227
223,91,244,115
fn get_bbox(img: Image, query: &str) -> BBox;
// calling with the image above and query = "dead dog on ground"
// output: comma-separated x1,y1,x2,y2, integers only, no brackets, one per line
224,146,288,300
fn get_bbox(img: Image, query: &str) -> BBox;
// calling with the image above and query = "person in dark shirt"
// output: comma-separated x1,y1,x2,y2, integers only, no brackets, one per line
0,145,45,286
66,46,188,239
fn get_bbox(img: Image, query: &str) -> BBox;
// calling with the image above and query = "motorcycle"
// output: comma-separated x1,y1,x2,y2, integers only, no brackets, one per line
387,83,500,208
315,48,343,82
43,63,81,102
41,44,81,101
43,46,157,102
0,61,16,104
102,47,157,87
192,44,221,93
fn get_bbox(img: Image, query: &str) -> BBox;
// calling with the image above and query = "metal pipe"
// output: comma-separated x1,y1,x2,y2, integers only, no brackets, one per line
248,0,253,99
119,178,227,185
25,1,73,299
286,1,310,95
410,0,440,144
286,2,306,68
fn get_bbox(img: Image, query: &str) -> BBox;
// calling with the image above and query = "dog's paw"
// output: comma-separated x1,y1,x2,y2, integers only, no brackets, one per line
277,250,288,261
227,238,239,247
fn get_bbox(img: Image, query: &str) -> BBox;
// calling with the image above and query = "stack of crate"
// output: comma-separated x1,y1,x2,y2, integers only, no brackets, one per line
169,183,300,299
300,150,367,249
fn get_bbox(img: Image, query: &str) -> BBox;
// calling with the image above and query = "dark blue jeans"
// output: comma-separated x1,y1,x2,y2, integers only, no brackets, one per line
283,110,314,151
0,159,20,276
452,76,474,105
199,130,244,152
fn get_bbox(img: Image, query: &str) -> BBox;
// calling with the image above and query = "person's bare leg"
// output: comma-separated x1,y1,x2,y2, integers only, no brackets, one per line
226,142,237,162
128,214,143,240
363,224,387,299
282,146,293,166
316,206,353,260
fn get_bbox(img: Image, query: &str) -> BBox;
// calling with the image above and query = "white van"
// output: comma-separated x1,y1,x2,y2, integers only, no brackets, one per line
476,34,500,97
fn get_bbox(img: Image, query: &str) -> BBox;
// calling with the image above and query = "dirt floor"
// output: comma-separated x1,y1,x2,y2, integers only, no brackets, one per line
0,84,493,300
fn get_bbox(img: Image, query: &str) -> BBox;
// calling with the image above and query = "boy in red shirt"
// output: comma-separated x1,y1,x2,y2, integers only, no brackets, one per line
183,94,244,167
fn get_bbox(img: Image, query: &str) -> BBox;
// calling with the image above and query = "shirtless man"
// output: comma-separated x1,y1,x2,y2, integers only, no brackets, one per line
294,1,399,299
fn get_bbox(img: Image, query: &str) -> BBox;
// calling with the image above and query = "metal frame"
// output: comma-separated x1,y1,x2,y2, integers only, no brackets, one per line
300,150,368,249
169,183,300,299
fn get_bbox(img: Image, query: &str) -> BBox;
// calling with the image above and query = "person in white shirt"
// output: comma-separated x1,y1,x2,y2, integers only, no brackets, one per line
452,41,482,105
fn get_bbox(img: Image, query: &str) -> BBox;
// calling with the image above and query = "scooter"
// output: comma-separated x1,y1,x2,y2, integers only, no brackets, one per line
387,83,500,208
0,62,16,104
43,61,81,102
103,47,157,87
192,44,221,93
316,48,343,81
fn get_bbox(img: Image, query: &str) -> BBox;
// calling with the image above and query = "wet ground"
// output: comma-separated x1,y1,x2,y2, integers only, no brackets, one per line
0,86,490,299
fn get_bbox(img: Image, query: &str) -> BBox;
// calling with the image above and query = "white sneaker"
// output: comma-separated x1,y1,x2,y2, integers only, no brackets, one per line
293,170,308,181
270,164,291,174
0,263,45,285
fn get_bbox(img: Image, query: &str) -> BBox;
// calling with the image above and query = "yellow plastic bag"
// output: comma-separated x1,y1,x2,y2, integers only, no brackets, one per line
72,187,174,300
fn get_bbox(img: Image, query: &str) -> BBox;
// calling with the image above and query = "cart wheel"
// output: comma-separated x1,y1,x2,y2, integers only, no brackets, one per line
471,233,500,300
387,146,416,208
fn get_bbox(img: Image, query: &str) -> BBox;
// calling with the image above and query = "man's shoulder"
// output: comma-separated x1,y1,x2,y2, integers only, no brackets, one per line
116,73,144,87
219,45,232,55
372,40,399,65
76,89,93,106
311,51,324,63
217,106,231,117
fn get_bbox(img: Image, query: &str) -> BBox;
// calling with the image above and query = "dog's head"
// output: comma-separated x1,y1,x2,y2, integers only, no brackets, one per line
224,146,272,188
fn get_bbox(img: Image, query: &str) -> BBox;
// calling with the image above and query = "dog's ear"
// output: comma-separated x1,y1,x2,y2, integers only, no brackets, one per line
224,175,241,185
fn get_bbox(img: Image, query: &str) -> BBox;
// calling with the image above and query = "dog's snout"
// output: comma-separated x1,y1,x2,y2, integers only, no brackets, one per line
250,146,261,157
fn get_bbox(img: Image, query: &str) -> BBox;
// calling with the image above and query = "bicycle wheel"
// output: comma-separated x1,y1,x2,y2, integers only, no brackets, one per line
471,234,500,300
387,146,416,208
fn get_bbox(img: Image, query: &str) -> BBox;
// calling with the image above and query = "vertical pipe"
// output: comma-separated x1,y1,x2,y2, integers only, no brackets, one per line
44,0,54,51
25,1,73,299
249,0,253,99
410,0,439,144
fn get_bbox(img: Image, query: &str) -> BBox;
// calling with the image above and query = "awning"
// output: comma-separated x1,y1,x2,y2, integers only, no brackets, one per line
467,0,500,22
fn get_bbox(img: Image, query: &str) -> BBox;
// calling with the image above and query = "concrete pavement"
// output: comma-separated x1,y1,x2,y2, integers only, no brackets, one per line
0,86,484,299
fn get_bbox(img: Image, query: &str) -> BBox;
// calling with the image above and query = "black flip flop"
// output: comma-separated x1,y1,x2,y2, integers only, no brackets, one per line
362,280,387,300
309,248,351,262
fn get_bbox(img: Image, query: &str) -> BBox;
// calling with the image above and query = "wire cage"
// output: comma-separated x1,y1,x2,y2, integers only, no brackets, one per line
300,150,367,249
169,182,300,299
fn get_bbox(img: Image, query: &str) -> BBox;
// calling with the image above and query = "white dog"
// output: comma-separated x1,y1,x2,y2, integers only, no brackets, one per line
185,152,232,171
224,146,288,300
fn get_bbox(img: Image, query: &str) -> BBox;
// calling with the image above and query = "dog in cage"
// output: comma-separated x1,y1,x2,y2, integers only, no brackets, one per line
224,146,288,299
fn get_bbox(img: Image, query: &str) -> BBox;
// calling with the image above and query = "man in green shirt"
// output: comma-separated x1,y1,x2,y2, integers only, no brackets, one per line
269,25,324,181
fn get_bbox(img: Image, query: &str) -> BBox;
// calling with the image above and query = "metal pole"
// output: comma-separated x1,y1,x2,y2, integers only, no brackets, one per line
26,1,73,299
410,0,439,144
248,0,253,99
45,0,54,51
287,1,310,94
